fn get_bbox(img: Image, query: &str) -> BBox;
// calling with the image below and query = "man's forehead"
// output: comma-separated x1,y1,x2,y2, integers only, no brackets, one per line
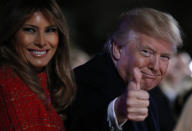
136,36,175,55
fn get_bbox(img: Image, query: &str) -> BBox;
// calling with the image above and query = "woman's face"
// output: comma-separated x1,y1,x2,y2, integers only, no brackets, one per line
15,11,59,72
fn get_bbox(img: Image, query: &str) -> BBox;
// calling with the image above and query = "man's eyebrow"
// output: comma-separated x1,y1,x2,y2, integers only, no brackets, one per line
161,52,172,57
137,43,155,52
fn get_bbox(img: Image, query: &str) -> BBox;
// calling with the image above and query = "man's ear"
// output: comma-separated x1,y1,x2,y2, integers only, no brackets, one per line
112,42,122,60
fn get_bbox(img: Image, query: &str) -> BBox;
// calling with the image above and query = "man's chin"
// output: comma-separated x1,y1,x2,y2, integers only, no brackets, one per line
141,83,156,91
141,79,159,90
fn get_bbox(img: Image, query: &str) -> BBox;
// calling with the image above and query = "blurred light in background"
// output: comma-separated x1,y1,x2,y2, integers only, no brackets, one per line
189,61,192,77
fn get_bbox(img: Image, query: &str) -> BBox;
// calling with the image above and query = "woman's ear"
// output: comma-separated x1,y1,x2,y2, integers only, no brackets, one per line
112,42,122,60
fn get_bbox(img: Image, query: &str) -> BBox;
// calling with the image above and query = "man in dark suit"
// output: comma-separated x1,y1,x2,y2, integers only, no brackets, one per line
66,8,183,131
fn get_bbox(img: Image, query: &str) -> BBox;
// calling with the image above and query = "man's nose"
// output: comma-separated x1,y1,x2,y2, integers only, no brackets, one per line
149,55,160,71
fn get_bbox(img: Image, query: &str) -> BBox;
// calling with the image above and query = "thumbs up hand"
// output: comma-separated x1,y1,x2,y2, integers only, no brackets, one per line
131,67,142,90
114,67,150,124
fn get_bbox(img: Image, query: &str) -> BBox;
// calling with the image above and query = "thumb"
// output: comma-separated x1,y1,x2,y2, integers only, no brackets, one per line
132,67,142,90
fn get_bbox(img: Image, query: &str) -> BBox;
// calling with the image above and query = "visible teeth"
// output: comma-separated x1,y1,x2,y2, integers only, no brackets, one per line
31,50,46,56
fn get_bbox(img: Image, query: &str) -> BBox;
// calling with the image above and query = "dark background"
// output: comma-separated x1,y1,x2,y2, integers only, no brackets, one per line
58,0,192,57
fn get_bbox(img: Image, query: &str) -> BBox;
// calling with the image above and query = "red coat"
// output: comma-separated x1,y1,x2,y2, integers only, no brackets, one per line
0,66,65,131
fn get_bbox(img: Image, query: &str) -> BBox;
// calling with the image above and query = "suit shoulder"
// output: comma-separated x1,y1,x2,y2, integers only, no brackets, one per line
75,53,112,77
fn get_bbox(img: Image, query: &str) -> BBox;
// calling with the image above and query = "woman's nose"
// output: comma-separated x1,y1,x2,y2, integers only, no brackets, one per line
35,33,46,47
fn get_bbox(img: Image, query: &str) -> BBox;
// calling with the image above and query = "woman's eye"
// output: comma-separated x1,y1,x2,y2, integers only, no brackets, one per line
46,27,58,33
22,27,36,33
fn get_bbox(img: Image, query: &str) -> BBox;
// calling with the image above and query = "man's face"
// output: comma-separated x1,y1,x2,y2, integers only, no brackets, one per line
113,33,174,90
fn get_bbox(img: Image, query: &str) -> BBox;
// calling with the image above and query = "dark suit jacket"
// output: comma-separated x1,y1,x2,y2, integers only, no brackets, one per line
150,86,176,131
66,52,160,131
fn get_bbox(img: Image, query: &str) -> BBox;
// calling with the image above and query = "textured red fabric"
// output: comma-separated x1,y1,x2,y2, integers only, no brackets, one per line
0,66,65,131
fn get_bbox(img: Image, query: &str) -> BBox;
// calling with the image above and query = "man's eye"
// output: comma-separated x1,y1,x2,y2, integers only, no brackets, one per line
46,27,58,33
22,27,36,33
161,55,170,61
140,49,152,57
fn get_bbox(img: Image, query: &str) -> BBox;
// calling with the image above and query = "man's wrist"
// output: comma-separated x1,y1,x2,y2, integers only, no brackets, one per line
107,98,127,130
114,97,128,124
